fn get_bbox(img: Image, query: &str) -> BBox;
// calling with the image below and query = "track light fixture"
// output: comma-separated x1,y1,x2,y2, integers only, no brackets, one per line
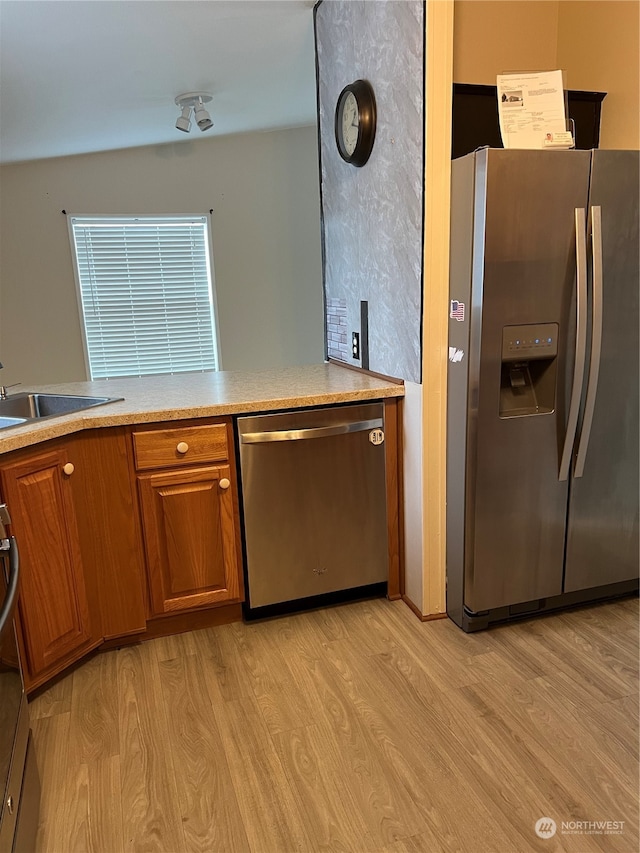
174,92,213,133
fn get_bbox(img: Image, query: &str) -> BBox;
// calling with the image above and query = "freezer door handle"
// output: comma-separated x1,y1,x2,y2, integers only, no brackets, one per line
240,417,383,444
574,206,604,478
559,207,589,481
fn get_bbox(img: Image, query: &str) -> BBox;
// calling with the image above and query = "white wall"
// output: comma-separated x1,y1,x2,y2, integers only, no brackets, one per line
402,381,425,607
0,126,324,385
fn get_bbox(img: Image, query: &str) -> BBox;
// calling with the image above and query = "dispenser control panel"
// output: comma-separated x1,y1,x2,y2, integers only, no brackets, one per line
502,323,558,361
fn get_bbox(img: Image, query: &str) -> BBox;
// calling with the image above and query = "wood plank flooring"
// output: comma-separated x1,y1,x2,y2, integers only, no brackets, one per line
29,596,639,853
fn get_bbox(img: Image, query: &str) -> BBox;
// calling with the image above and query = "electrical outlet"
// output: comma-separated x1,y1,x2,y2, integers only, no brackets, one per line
352,332,360,360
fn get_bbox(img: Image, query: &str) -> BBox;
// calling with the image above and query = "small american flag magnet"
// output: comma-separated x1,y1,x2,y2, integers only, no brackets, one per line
450,300,465,322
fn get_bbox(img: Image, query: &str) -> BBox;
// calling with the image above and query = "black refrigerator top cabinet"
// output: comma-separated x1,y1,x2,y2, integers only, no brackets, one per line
446,148,639,631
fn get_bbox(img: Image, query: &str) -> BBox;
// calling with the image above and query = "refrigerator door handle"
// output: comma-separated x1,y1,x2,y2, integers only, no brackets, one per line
559,207,589,481
574,206,604,478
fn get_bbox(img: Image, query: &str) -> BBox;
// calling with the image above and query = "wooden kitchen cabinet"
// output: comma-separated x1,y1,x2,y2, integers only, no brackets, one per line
70,428,147,640
0,419,244,690
133,421,243,616
0,445,99,688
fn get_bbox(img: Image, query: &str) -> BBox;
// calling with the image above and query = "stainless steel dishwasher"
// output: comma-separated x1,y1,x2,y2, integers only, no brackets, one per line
237,402,389,615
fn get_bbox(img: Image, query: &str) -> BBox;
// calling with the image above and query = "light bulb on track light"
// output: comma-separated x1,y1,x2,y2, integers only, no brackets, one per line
175,105,192,133
194,99,213,131
174,92,213,134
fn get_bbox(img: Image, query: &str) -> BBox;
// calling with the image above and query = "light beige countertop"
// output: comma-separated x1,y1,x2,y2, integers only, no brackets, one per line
0,363,404,454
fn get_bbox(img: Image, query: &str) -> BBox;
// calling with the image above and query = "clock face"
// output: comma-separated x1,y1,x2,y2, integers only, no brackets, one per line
340,91,359,156
334,80,376,167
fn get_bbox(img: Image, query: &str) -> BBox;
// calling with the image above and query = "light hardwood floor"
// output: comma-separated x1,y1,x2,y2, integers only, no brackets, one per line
30,595,639,853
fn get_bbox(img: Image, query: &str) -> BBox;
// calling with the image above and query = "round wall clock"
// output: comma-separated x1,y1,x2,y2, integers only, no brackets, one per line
334,79,377,167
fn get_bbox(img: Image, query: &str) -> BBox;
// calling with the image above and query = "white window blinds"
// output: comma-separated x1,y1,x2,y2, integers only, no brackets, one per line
70,216,218,379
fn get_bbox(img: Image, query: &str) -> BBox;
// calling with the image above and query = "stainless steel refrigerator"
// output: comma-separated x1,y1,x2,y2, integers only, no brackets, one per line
446,148,639,631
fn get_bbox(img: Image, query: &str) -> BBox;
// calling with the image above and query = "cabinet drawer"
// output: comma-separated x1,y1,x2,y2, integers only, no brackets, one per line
133,423,229,470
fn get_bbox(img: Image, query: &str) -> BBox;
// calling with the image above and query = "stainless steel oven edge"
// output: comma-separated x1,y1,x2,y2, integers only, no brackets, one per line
0,508,40,853
0,694,31,853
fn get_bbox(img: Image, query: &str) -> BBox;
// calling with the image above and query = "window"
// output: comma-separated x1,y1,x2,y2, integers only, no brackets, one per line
69,215,219,379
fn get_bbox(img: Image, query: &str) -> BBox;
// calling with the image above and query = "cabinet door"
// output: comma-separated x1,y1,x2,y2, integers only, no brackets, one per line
137,465,241,614
71,428,147,639
0,448,93,678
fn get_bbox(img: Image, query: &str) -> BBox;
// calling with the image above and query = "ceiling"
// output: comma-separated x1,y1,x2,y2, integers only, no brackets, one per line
0,0,318,165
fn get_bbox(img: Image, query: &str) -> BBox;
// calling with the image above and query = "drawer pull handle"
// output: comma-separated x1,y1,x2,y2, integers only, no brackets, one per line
176,442,189,454
62,463,75,476
219,478,231,490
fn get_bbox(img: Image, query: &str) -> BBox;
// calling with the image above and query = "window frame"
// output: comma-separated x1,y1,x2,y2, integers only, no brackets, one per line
67,213,222,380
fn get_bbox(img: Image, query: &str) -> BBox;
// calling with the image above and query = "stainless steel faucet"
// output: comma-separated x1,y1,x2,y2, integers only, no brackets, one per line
0,363,19,399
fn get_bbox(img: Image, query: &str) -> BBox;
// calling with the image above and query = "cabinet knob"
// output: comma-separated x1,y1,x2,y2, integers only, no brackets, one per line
6,795,13,815
62,463,75,476
176,441,189,454
219,478,231,490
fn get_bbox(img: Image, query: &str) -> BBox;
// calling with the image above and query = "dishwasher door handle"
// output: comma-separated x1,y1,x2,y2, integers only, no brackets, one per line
240,417,384,444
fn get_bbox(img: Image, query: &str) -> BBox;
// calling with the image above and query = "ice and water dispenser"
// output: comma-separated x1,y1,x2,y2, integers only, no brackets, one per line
499,323,558,417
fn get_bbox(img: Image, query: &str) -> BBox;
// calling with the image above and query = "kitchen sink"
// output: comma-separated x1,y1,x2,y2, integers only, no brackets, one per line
0,416,28,430
0,393,123,430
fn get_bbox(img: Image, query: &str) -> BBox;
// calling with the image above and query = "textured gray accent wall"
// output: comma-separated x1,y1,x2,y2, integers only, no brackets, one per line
315,0,424,383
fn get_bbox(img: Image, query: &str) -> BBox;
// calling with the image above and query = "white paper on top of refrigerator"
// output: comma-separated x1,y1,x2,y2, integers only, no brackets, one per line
497,70,570,149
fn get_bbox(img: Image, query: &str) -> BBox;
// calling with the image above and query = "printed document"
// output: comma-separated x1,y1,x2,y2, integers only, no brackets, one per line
497,71,570,149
